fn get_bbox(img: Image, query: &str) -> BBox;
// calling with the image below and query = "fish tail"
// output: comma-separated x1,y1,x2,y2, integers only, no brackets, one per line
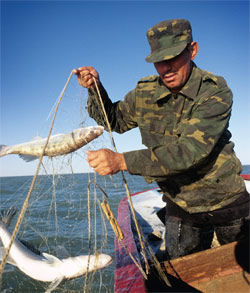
0,145,8,157
0,206,17,226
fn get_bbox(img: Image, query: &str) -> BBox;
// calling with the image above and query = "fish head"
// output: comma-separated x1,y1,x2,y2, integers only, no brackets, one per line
90,253,113,270
61,253,112,279
76,253,112,273
79,126,104,139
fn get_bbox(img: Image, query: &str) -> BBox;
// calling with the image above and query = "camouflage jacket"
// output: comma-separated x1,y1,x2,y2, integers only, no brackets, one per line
87,64,246,213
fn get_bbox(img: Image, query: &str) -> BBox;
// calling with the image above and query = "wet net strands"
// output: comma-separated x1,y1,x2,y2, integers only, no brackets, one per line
0,70,75,275
92,77,172,286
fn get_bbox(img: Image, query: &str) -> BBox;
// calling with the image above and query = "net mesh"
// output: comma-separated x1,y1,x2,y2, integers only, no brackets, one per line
0,73,121,292
0,71,164,292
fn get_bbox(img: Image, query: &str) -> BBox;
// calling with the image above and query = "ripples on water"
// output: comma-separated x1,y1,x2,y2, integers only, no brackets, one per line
1,166,249,292
0,172,157,292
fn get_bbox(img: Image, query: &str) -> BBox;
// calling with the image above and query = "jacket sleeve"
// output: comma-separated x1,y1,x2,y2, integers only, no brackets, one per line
124,80,233,179
87,83,138,133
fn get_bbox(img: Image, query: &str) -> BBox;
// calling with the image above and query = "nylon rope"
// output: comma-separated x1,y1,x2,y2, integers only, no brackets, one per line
92,77,172,287
83,173,92,293
0,70,74,275
92,78,150,274
0,70,171,288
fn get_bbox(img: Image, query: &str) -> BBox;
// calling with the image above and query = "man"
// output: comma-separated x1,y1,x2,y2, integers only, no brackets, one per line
74,19,249,259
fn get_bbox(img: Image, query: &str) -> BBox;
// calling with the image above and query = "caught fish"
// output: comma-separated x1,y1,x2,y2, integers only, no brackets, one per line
0,207,112,292
0,126,104,162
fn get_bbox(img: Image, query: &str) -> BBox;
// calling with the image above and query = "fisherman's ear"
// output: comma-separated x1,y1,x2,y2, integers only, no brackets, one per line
189,42,199,61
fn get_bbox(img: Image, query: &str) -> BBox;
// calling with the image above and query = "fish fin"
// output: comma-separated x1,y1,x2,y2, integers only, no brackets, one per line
42,252,61,264
0,247,17,266
20,239,41,255
0,206,17,226
56,245,70,259
18,154,39,162
45,276,64,293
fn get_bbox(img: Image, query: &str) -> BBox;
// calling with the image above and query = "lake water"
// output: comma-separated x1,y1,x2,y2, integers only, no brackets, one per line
0,165,249,292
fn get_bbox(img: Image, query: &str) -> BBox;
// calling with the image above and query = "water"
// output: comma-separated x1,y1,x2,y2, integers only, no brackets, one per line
0,172,157,292
0,166,249,292
242,165,250,174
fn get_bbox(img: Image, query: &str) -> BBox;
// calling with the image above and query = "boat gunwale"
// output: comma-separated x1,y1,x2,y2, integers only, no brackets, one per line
114,174,250,292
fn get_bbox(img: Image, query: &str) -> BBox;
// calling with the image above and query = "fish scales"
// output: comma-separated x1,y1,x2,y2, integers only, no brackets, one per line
0,126,104,160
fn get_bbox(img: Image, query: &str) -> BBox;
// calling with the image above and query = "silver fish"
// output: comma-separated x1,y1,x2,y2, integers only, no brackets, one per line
0,208,112,292
0,126,104,161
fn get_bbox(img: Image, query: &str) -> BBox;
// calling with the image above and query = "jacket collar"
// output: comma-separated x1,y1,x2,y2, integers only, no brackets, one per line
153,63,203,103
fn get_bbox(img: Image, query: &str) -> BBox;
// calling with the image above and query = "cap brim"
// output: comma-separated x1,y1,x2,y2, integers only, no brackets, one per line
145,42,188,63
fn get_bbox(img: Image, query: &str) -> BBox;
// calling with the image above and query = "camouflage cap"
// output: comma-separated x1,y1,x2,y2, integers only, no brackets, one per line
145,19,193,63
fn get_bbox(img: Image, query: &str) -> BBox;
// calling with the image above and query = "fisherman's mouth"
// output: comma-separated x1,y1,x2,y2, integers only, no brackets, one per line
163,73,176,82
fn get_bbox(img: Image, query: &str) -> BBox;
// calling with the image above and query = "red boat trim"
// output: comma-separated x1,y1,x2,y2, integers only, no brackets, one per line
114,196,146,293
131,187,159,197
241,174,250,180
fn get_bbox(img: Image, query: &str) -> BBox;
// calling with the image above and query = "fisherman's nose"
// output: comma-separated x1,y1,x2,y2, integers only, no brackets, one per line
161,60,172,72
154,60,172,74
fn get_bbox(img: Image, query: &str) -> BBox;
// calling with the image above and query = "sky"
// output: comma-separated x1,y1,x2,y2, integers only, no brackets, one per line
1,0,249,177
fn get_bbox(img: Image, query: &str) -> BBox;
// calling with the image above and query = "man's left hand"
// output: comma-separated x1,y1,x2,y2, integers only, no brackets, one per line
86,149,127,176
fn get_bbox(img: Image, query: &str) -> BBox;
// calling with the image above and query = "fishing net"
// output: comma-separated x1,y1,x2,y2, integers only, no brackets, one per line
0,71,156,292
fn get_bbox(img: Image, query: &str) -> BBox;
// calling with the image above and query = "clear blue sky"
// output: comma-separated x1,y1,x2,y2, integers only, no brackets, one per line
1,0,249,177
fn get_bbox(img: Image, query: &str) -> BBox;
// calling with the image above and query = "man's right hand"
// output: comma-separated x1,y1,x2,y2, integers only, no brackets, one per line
73,66,100,89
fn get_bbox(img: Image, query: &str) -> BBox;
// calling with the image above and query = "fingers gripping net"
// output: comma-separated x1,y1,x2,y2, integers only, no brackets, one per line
0,71,114,292
0,70,170,292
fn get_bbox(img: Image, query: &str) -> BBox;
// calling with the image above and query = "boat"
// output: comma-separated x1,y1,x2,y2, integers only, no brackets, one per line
114,174,250,292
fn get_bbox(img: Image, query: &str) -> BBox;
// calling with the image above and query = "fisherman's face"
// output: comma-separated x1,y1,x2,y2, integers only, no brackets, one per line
154,42,198,93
